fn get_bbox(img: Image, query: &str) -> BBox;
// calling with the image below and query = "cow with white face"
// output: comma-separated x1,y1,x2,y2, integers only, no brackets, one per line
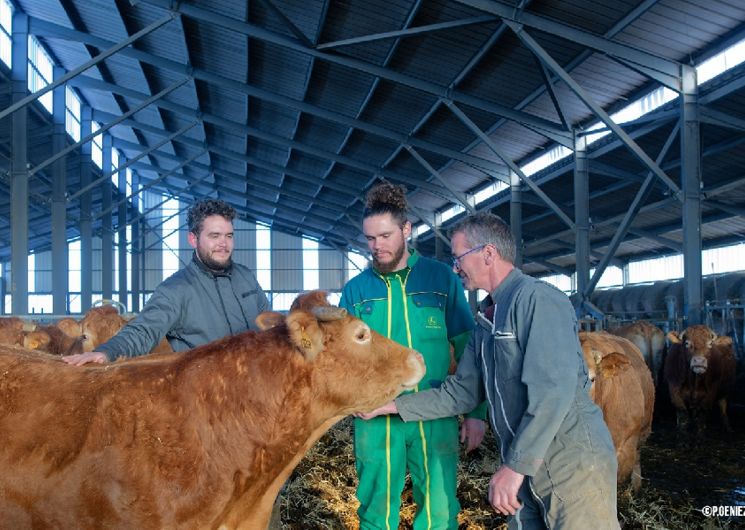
665,324,737,433
0,291,425,530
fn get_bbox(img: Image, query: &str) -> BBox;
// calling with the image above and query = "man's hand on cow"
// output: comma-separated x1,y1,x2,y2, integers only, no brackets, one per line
62,351,108,366
460,418,486,453
488,465,524,516
354,400,398,420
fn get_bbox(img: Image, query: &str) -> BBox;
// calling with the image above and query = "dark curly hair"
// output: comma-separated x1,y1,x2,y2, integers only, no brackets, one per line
363,182,408,226
187,198,236,235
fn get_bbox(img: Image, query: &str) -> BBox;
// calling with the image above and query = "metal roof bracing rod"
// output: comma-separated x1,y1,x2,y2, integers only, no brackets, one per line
67,121,199,203
27,19,491,204
29,78,190,178
444,100,576,230
0,12,177,123
133,0,571,141
584,121,680,299
502,20,683,201
452,0,682,90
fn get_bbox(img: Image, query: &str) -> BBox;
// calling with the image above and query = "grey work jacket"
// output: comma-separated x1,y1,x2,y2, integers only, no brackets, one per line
397,269,615,488
97,253,269,360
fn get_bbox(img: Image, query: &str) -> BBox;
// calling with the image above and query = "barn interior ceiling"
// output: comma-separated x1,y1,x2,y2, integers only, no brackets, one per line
1,0,745,278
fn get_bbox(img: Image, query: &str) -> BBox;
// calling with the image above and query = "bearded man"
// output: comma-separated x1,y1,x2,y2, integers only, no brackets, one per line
340,183,486,530
64,198,268,366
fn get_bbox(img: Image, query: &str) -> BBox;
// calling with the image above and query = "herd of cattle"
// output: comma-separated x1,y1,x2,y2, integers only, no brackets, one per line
0,292,739,528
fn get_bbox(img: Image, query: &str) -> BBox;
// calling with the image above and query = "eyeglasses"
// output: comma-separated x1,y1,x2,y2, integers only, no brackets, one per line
451,244,486,270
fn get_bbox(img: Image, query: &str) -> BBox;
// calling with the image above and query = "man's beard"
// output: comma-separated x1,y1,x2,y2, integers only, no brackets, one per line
372,242,406,274
197,247,232,272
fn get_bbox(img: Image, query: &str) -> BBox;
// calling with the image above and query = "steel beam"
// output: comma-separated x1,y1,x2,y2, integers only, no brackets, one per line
510,170,523,267
52,66,68,314
504,20,682,199
128,1,570,138
79,106,93,312
585,121,679,297
445,99,575,230
317,15,497,50
30,77,190,178
10,13,29,314
574,133,589,306
0,13,176,122
452,0,680,86
681,65,703,325
101,136,113,300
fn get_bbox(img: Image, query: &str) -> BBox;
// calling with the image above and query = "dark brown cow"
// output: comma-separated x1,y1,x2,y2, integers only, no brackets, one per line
609,320,665,385
665,325,736,433
580,332,655,492
0,291,425,529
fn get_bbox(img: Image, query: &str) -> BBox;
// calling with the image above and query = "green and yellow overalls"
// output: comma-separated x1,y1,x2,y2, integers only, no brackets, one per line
340,249,485,530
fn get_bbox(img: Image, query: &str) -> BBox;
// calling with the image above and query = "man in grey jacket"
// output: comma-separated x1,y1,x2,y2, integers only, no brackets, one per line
358,212,620,530
63,198,269,365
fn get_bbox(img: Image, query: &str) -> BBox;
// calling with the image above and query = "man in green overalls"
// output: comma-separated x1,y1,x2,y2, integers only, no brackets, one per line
340,183,487,530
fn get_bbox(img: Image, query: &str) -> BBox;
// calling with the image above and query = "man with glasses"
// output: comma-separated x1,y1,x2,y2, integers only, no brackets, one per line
359,212,620,530
340,183,487,530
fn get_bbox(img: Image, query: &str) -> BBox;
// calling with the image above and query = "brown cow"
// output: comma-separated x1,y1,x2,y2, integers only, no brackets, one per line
23,325,86,356
579,332,655,492
0,291,425,529
80,305,173,354
665,325,736,433
0,317,36,347
55,316,83,338
609,320,665,385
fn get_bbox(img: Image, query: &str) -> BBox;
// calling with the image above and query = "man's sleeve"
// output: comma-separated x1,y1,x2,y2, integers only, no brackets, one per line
452,331,488,421
445,273,487,421
97,286,181,360
397,336,484,422
502,285,580,476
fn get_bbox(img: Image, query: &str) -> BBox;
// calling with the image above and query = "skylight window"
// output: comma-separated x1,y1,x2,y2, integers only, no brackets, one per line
28,36,53,113
91,121,103,169
0,0,11,67
65,87,81,141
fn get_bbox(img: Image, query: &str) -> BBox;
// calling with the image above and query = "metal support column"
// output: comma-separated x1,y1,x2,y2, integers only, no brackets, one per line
509,170,522,267
681,65,703,325
79,107,93,311
10,13,29,315
434,213,444,261
52,67,69,314
574,132,590,312
131,172,141,312
118,162,128,309
101,135,113,300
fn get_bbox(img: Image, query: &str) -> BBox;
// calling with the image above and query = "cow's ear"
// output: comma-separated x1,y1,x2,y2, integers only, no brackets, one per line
667,331,682,344
597,352,630,378
255,311,285,331
285,310,325,360
714,335,733,348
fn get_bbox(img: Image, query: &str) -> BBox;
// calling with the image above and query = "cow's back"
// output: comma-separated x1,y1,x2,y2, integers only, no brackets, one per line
579,332,655,491
609,321,664,383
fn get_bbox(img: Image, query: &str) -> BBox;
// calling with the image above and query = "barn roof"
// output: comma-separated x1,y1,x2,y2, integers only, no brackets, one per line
1,0,744,277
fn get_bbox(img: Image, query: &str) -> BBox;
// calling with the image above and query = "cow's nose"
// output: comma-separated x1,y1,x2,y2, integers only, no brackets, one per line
690,356,708,374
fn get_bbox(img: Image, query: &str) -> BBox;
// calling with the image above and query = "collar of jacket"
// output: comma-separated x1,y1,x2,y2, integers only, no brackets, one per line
191,252,233,278
479,268,523,321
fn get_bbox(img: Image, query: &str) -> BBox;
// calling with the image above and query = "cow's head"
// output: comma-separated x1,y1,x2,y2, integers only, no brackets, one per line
263,291,426,415
667,325,732,375
80,306,127,351
579,333,632,400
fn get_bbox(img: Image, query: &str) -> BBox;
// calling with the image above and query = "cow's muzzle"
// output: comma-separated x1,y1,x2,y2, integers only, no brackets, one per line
690,355,708,374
